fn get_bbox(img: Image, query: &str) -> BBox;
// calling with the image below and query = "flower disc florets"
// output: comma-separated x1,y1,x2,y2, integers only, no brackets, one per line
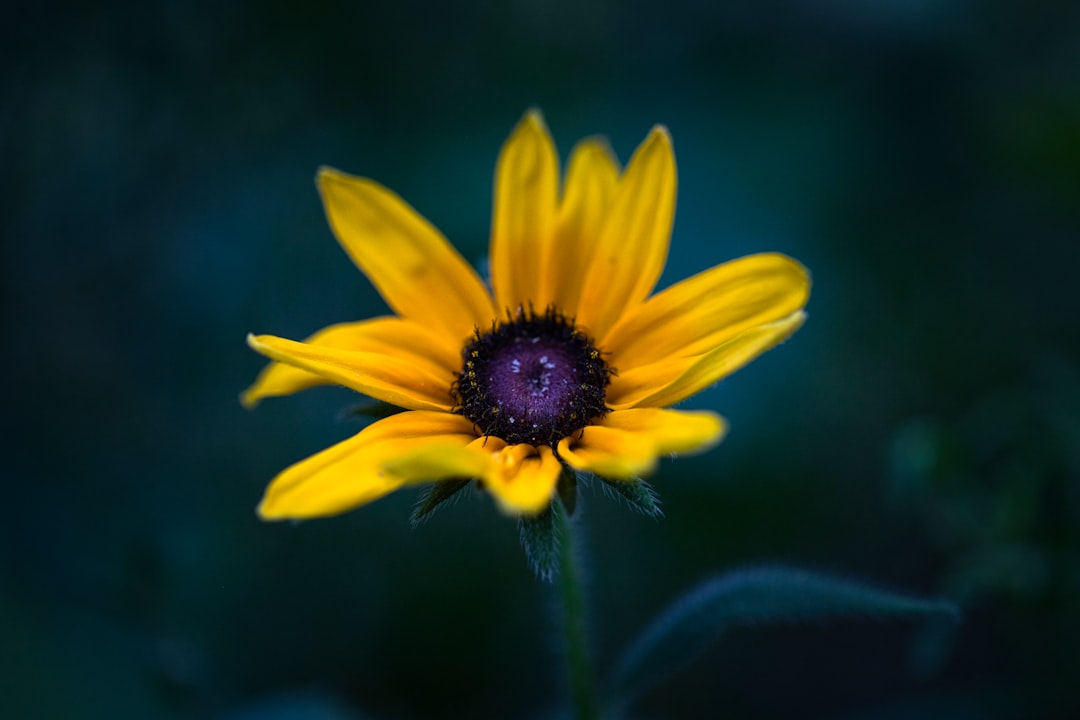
455,307,611,447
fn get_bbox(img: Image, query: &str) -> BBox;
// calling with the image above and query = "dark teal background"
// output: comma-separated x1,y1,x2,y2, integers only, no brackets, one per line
5,1,1079,718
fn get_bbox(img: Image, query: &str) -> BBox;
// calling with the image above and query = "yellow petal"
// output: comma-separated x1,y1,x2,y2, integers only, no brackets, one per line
601,407,728,452
258,411,477,519
484,444,563,515
541,138,620,311
318,167,495,346
606,355,697,409
242,317,461,408
558,427,658,478
603,253,810,369
558,408,726,480
575,126,676,338
382,442,494,482
393,436,561,515
247,333,455,411
490,110,559,313
611,311,806,409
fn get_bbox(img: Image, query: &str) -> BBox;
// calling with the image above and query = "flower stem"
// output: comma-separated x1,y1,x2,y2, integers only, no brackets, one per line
553,499,598,720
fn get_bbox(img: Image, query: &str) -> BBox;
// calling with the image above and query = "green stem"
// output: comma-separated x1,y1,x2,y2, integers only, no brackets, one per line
553,500,598,720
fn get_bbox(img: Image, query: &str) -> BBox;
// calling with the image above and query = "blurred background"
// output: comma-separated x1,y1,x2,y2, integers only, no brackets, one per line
4,0,1079,718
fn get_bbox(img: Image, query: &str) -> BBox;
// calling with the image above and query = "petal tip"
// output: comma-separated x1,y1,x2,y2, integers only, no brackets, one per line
509,108,553,147
648,124,672,146
704,413,730,447
521,107,547,128
490,489,554,517
501,499,551,517
246,333,272,355
638,125,675,172
316,165,344,190
773,254,813,297
570,136,620,169
256,499,283,521
239,387,260,410
316,166,368,197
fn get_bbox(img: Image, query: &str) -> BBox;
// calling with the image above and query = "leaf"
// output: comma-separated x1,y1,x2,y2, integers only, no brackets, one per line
600,477,664,518
605,565,960,709
519,504,559,582
410,478,471,527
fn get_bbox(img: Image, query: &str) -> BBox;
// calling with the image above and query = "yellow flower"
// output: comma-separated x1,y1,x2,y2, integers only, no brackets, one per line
244,111,810,519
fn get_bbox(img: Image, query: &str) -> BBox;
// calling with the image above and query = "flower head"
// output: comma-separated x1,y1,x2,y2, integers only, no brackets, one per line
244,111,810,518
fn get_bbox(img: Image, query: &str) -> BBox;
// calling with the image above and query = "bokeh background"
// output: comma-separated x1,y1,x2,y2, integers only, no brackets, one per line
5,1,1079,718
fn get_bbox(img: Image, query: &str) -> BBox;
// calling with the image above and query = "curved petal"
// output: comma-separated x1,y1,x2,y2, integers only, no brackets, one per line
575,126,676,338
485,443,563,515
541,137,620,312
318,167,495,345
606,355,697,409
392,437,560,515
610,311,806,409
490,110,559,313
247,333,455,411
258,411,477,519
603,253,810,369
242,317,461,408
558,408,726,480
382,442,493,483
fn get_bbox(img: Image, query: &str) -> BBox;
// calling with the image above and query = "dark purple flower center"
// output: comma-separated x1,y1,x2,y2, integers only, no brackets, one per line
455,307,611,446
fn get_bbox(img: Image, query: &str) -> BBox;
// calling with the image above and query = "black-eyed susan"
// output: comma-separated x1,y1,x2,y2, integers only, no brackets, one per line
244,111,810,519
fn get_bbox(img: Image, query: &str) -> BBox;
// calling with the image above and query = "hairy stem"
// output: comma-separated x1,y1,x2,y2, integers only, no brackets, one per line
554,499,598,720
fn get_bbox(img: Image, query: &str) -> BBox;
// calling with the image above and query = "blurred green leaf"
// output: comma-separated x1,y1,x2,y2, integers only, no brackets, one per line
605,566,959,709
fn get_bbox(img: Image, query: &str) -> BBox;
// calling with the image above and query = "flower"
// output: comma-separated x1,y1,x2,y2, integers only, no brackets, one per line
244,111,810,518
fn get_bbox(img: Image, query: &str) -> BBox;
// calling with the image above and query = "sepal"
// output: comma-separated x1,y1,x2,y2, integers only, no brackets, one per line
557,465,579,516
600,477,664,518
410,478,472,527
519,504,559,582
